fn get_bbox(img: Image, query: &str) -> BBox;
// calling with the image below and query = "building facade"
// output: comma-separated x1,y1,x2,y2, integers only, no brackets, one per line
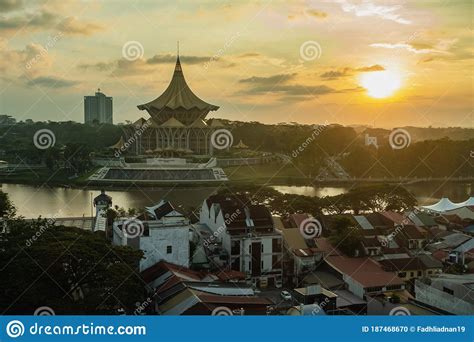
200,194,283,287
120,56,224,156
112,200,190,271
84,89,113,124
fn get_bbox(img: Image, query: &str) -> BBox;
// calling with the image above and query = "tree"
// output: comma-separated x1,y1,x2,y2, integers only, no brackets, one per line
0,218,144,314
0,190,15,218
329,217,362,257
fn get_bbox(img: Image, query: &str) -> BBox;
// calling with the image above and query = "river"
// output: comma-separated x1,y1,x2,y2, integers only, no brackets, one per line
1,182,472,218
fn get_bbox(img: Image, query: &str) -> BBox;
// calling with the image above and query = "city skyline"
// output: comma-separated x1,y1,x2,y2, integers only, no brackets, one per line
0,0,472,128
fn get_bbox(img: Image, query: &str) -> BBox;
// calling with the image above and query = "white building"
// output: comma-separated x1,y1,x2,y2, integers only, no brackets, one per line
415,274,474,315
84,89,113,124
113,200,190,271
200,194,283,288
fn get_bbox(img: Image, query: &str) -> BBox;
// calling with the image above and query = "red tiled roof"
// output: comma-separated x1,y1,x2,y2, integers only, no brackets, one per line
141,261,203,283
380,211,409,225
289,213,311,228
196,291,272,305
214,270,246,281
326,256,404,288
432,250,448,261
315,237,343,256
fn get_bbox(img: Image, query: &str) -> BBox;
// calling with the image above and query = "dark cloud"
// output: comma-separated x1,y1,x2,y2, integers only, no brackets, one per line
0,0,22,12
239,73,337,97
0,10,56,31
237,52,261,58
78,61,114,72
26,76,78,88
320,64,385,79
146,54,209,65
239,73,296,85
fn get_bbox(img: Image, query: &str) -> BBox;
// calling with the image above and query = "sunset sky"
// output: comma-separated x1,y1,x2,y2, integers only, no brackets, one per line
0,0,472,128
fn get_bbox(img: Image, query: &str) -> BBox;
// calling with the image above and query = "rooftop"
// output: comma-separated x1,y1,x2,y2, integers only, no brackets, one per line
326,256,405,288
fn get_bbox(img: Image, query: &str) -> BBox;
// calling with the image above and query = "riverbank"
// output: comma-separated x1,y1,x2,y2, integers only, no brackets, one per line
1,163,473,190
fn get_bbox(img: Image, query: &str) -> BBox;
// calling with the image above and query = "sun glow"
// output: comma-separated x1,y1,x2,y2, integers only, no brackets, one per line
359,70,402,98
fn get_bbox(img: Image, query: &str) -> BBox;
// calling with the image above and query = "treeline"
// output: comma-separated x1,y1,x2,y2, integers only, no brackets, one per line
1,120,472,178
217,184,417,217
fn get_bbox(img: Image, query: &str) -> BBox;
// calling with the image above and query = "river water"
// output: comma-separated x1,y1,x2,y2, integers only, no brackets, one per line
1,182,472,218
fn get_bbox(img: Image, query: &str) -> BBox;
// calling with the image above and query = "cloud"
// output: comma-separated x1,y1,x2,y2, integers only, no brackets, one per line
26,76,78,88
0,10,56,32
335,0,411,24
0,42,54,79
239,73,296,85
289,8,328,21
78,61,114,72
305,9,328,19
57,16,104,36
320,64,385,79
146,54,209,65
370,42,437,54
370,38,458,55
238,73,336,97
0,0,22,12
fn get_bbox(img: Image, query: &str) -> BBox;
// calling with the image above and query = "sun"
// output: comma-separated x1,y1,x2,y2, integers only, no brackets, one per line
359,70,402,98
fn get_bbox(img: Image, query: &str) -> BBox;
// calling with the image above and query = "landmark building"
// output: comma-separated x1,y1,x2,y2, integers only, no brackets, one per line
121,55,223,156
84,89,113,124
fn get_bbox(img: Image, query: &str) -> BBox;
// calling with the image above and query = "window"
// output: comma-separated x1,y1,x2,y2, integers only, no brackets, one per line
398,272,406,278
166,245,172,254
417,271,422,276
443,287,454,296
261,260,264,269
410,272,414,277
261,243,264,253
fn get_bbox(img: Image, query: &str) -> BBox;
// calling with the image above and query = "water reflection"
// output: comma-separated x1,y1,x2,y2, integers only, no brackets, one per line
271,186,347,197
1,184,218,218
1,182,472,218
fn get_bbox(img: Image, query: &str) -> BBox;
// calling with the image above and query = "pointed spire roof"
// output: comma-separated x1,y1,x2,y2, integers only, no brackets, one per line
137,55,219,112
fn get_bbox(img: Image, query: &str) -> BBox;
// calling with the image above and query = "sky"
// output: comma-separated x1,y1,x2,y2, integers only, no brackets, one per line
0,0,472,128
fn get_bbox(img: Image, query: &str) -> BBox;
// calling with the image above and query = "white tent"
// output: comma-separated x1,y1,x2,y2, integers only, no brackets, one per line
422,196,474,213
422,197,459,212
458,197,474,207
